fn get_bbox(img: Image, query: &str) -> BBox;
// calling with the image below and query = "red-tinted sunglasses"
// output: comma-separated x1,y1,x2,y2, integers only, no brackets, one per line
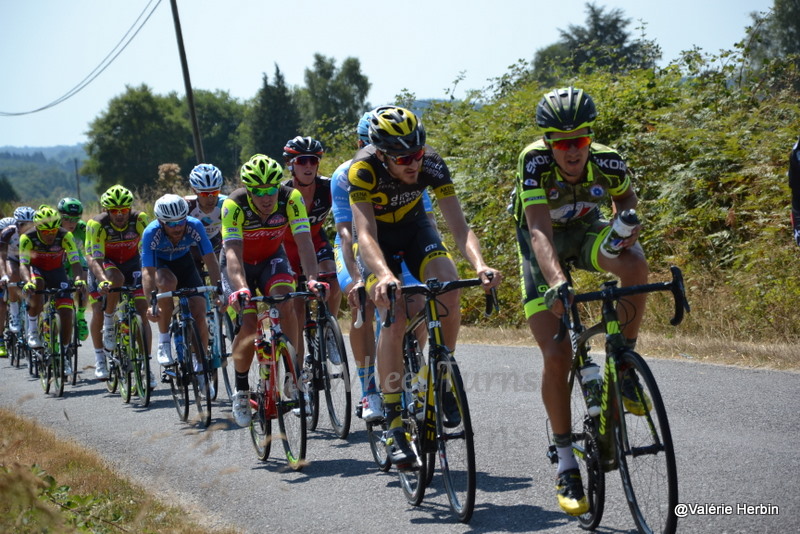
386,148,425,166
547,134,593,151
108,208,131,216
196,190,220,198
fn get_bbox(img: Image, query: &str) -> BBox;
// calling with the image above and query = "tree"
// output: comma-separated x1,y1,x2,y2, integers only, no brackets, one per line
186,90,245,184
0,174,19,202
239,66,300,162
531,2,661,83
745,0,800,72
295,54,371,136
83,84,192,194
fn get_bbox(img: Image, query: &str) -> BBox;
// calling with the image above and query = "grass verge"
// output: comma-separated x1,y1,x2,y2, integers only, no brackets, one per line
0,407,240,534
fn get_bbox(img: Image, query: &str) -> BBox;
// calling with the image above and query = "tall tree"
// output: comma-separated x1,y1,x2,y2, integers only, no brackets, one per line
531,2,661,83
83,84,191,194
746,0,800,71
186,89,245,183
0,174,19,202
239,66,300,162
296,54,371,135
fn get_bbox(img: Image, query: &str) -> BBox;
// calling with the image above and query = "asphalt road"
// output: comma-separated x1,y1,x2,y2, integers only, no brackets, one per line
1,334,797,533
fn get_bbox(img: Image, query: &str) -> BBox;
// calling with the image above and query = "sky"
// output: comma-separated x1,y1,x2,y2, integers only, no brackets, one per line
0,0,774,149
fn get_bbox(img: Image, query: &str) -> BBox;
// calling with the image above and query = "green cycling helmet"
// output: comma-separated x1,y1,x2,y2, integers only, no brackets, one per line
240,154,283,187
100,185,134,208
57,197,84,216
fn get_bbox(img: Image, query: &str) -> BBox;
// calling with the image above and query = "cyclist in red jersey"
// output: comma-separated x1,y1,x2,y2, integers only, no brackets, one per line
85,185,153,385
281,136,341,363
220,154,325,427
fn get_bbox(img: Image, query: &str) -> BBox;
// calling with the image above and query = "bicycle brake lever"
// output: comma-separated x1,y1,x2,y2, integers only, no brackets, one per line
668,266,690,326
383,282,397,329
354,286,366,329
149,291,158,317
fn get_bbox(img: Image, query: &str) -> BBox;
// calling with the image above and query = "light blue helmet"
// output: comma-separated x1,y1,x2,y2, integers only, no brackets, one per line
357,111,372,144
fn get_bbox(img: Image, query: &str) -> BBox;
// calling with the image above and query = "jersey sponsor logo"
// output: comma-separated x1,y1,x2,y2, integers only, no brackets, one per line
524,178,539,188
438,184,455,198
424,243,437,252
423,158,446,180
289,199,301,218
589,185,605,197
595,157,627,172
548,188,560,200
525,154,550,174
246,228,285,240
350,190,369,203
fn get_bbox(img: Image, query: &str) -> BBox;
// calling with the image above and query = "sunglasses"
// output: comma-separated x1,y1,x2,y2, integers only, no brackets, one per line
164,219,187,228
547,134,593,151
385,148,425,166
293,155,319,166
247,185,279,197
196,190,220,198
108,208,131,216
62,215,80,223
39,227,59,234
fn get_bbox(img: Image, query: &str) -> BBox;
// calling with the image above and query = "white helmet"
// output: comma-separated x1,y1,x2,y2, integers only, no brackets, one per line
189,164,223,191
0,216,16,230
154,194,189,222
13,206,35,223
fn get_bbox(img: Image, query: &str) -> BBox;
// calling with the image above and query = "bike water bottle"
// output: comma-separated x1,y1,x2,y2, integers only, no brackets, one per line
580,361,602,417
256,340,271,380
600,209,640,258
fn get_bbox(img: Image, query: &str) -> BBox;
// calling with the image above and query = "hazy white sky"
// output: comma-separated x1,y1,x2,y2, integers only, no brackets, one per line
0,0,773,148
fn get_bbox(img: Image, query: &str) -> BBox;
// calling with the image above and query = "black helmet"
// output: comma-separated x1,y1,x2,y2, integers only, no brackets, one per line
283,136,324,160
536,87,597,133
367,106,426,155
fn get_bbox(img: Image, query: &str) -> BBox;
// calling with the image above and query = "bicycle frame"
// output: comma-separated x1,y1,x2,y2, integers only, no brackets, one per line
105,284,149,404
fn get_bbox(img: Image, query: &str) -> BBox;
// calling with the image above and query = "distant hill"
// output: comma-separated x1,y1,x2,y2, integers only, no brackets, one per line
0,144,97,207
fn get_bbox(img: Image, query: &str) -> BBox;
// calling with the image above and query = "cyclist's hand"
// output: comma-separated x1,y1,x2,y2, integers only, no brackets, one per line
479,268,503,290
620,223,643,249
23,281,36,293
372,273,399,310
98,280,112,294
74,279,86,289
310,280,329,300
228,288,251,312
146,304,159,322
543,281,574,317
0,274,8,288
347,280,365,309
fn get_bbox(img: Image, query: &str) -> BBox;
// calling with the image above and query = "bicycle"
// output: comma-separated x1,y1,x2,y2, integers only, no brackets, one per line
202,281,234,403
246,292,308,470
30,284,78,397
299,274,351,439
103,283,150,406
6,283,30,370
369,276,498,523
151,285,216,427
549,263,690,534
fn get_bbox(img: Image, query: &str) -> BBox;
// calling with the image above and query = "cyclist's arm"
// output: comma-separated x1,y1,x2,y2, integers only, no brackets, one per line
85,220,109,282
18,234,33,285
287,188,319,286
523,203,567,289
62,232,86,282
221,198,247,293
202,251,221,288
141,266,157,303
610,188,641,248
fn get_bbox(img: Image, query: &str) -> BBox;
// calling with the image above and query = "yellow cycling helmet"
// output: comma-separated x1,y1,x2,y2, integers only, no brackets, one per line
33,205,61,230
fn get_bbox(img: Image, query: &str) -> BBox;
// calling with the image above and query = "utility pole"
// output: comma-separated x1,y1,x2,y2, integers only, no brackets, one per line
74,158,81,200
170,0,205,164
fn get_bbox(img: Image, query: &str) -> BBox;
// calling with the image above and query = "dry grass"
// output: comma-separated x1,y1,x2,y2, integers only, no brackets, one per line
0,407,240,534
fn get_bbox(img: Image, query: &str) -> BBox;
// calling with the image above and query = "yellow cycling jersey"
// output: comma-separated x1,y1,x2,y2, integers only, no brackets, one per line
19,227,81,270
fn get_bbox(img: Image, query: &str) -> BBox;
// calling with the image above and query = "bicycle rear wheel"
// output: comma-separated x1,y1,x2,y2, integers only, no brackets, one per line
434,352,475,523
302,323,321,431
104,348,118,393
167,327,190,421
275,336,307,470
129,315,150,407
367,419,392,472
250,381,272,461
217,309,235,402
321,317,351,439
8,332,21,367
187,322,211,427
616,350,678,534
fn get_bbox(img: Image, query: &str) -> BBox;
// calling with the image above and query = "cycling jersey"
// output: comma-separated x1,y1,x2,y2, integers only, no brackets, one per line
186,194,226,252
0,225,23,261
86,210,149,264
140,216,214,268
220,186,310,265
282,175,333,272
348,144,456,225
512,140,630,228
18,228,81,271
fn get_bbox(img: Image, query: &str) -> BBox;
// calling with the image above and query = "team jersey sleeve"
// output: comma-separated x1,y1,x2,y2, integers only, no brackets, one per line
62,232,81,266
221,197,244,242
287,188,311,235
517,142,549,209
331,160,353,224
85,219,106,260
18,234,32,266
139,222,158,268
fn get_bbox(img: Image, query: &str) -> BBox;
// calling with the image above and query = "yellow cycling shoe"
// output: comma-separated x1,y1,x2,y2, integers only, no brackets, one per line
556,468,589,516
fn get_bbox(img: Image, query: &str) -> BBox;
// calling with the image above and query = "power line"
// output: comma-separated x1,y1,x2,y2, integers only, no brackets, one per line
0,0,163,117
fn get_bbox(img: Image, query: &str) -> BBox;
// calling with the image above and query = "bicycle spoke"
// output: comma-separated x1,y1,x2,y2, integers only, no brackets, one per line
321,318,351,439
275,337,306,470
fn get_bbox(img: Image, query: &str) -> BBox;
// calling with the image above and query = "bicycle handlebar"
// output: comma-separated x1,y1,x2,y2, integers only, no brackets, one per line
150,285,216,316
554,266,691,342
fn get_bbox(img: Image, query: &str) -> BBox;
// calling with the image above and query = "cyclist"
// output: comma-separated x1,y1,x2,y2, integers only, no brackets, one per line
789,136,800,246
221,154,324,427
57,198,89,341
1,206,36,337
511,87,649,516
349,106,502,469
186,163,227,261
86,185,153,385
281,136,341,365
331,113,434,423
141,194,221,395
0,216,16,357
19,206,86,375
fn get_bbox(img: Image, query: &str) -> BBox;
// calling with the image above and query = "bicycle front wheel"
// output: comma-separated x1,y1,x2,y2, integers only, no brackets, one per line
250,382,272,461
217,309,235,402
434,352,476,523
569,361,605,530
129,315,150,407
321,317,351,439
367,420,392,472
187,322,212,427
275,336,307,470
302,323,320,431
616,350,678,534
117,322,133,404
49,314,65,397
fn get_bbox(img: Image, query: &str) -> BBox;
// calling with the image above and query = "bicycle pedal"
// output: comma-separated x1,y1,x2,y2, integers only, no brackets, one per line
547,444,559,465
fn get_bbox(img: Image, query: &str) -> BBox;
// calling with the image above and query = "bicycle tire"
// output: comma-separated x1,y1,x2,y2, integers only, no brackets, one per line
218,309,235,402
434,352,476,523
250,355,273,461
187,321,212,427
321,317,351,439
117,321,133,404
302,322,320,431
104,347,118,393
38,316,52,393
48,313,65,397
68,320,79,386
367,419,392,472
275,336,307,470
616,350,678,534
8,332,20,367
129,315,150,407
168,322,190,422
398,351,426,506
569,362,606,530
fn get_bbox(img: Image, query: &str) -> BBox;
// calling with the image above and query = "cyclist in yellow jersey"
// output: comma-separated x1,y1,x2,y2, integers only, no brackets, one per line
221,154,324,427
85,185,153,385
349,106,502,469
512,87,649,516
18,207,86,372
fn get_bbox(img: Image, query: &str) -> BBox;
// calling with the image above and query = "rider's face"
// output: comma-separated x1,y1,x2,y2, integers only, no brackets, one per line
547,128,591,182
